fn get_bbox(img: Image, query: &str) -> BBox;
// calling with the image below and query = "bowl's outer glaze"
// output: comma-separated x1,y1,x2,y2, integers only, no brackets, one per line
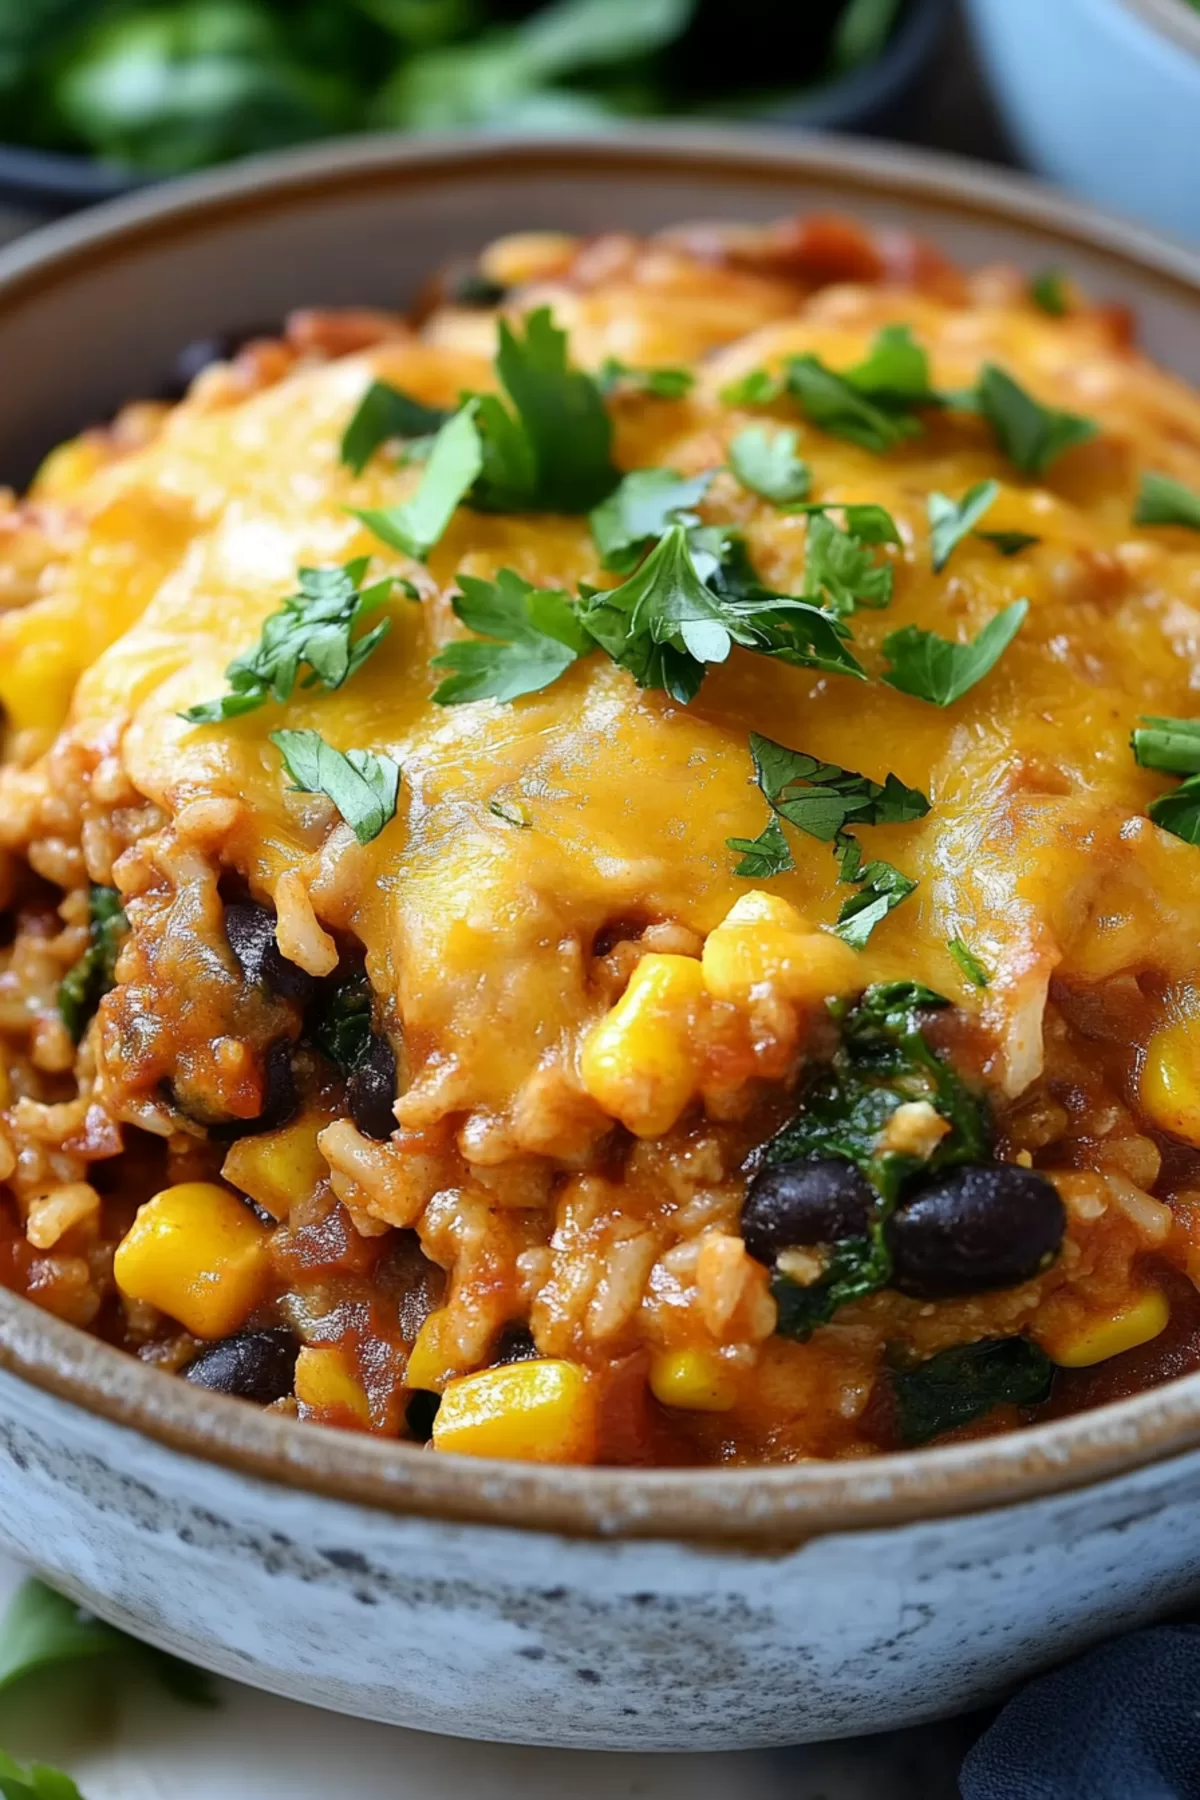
3,128,1200,1745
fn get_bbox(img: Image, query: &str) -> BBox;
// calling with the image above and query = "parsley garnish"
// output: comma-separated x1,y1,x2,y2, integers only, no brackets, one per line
785,352,921,453
597,359,694,400
340,379,450,476
802,509,895,615
727,425,811,504
973,364,1097,476
354,403,484,562
831,835,917,948
891,1337,1053,1445
271,729,400,843
1029,269,1069,316
975,529,1040,556
727,815,794,878
730,325,941,454
58,885,127,1042
1132,713,1200,845
721,368,784,407
845,323,942,410
1134,471,1200,532
429,569,589,704
948,937,991,988
589,467,712,572
471,307,617,513
183,558,393,724
881,600,1027,707
927,479,999,571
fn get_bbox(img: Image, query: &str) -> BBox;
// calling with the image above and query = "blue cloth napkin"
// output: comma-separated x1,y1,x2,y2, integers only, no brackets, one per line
960,1623,1200,1799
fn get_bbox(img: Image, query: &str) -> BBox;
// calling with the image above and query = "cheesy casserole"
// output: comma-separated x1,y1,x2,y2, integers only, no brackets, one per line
2,213,1200,1466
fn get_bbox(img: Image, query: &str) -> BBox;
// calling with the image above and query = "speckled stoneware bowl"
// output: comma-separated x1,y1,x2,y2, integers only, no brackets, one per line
3,130,1200,1750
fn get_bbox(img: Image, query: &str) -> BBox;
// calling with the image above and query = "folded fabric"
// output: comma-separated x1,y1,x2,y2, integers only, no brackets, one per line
960,1623,1200,1800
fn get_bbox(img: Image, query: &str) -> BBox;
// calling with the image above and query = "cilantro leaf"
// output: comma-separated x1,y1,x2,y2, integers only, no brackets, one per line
727,425,811,504
471,307,617,513
354,403,483,561
58,885,127,1043
1132,714,1200,776
430,568,589,704
340,380,450,476
832,855,916,947
182,559,393,724
881,599,1027,707
803,510,894,615
976,529,1040,556
846,323,941,409
891,1337,1053,1446
974,364,1098,476
271,729,400,844
927,479,999,572
948,937,991,988
1029,269,1069,316
589,467,712,572
726,814,794,877
597,358,694,399
1146,779,1200,845
1134,471,1200,532
786,353,920,454
748,731,929,843
0,1578,216,1710
720,367,784,407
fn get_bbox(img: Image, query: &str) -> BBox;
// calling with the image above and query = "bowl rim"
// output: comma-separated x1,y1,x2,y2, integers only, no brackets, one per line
4,123,1200,1545
1123,0,1200,56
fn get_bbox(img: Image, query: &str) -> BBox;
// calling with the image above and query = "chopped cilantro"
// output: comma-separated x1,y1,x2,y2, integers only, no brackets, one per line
793,501,901,546
747,731,929,843
1134,471,1200,532
727,425,811,504
182,558,393,724
890,1337,1053,1445
271,729,400,844
785,352,920,454
975,529,1040,556
727,815,794,878
845,323,942,410
1029,269,1069,316
596,358,694,399
973,364,1098,476
927,479,999,572
354,403,484,562
831,844,917,948
589,467,712,572
489,798,532,828
881,600,1027,707
767,981,990,1336
1132,713,1200,845
57,885,127,1042
429,568,589,704
720,367,784,407
340,379,450,476
802,510,895,616
948,937,991,988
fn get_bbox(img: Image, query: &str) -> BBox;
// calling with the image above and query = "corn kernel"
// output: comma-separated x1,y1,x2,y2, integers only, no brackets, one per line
702,889,860,1007
405,1309,461,1393
1141,1016,1200,1147
294,1345,372,1427
649,1347,738,1412
113,1182,269,1339
221,1114,329,1220
580,953,706,1138
432,1360,597,1463
1040,1289,1170,1368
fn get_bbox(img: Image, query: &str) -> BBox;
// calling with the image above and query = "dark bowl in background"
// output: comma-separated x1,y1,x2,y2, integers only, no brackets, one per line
0,0,950,226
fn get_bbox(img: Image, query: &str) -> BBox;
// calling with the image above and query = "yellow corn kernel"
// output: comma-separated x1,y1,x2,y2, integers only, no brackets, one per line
221,1114,329,1220
405,1309,461,1394
294,1345,372,1427
580,953,706,1138
432,1360,597,1463
649,1347,738,1413
702,888,860,1007
31,435,108,499
1041,1290,1170,1368
113,1182,269,1339
1141,1016,1200,1147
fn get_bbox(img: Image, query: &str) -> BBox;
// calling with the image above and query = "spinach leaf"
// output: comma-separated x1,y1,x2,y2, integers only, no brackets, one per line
429,568,589,704
890,1337,1054,1445
58,886,127,1043
1134,471,1200,532
880,600,1027,707
270,729,400,844
340,379,450,476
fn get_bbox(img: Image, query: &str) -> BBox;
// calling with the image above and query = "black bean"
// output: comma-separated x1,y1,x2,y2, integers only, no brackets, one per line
447,268,508,308
183,1328,298,1405
886,1163,1066,1300
741,1158,875,1264
493,1323,540,1365
224,901,317,1006
405,1390,440,1442
346,1034,396,1141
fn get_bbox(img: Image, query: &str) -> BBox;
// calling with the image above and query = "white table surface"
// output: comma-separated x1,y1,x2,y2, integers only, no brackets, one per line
0,1552,974,1798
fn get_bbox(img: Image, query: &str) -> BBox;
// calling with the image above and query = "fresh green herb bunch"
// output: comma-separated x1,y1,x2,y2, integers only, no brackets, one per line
0,0,909,175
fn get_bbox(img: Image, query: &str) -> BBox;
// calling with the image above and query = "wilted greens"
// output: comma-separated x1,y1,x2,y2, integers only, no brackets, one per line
0,0,912,176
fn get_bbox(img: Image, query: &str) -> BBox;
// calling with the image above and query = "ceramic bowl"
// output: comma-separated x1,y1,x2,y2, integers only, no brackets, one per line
965,0,1200,242
4,129,1200,1750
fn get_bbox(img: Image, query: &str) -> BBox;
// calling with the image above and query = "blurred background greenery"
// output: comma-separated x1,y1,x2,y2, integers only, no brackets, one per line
0,0,907,175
